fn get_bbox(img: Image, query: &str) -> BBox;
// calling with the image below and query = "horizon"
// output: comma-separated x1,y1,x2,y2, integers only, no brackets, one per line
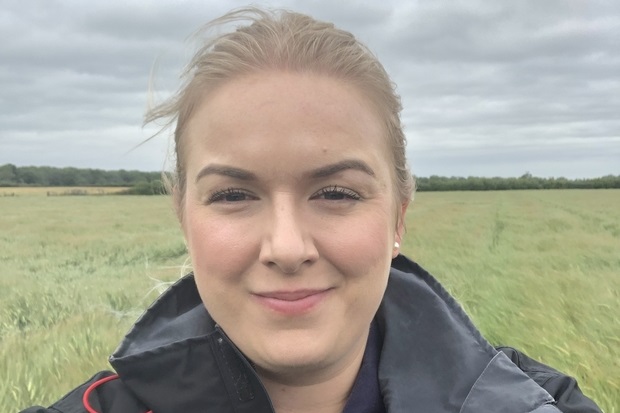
1,162,617,180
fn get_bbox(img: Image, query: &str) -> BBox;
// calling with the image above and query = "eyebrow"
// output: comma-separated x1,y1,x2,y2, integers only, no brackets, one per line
308,159,376,179
195,164,257,183
194,159,375,184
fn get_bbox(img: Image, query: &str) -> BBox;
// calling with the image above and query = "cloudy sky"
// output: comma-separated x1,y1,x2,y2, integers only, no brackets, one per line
1,0,618,178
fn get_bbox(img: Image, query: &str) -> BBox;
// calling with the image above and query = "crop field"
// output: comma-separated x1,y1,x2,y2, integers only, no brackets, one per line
1,190,618,412
0,186,130,197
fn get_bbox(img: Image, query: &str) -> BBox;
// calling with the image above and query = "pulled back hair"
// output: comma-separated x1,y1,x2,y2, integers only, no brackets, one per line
146,7,414,205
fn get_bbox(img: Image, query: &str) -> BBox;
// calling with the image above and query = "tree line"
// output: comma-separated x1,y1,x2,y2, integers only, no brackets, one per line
1,164,618,191
415,173,620,191
0,164,161,187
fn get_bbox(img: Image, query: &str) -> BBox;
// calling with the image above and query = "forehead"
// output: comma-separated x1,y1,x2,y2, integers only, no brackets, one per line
183,71,392,179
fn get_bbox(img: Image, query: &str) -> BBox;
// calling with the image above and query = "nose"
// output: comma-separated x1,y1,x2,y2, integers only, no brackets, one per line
259,195,318,274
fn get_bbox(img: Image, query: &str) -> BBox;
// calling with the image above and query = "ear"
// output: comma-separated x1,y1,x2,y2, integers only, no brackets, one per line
393,199,410,258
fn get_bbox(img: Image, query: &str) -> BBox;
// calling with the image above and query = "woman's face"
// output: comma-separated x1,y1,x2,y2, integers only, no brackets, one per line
181,71,407,381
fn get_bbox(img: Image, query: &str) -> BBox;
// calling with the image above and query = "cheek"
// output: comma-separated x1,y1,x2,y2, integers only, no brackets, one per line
183,208,257,286
321,208,395,280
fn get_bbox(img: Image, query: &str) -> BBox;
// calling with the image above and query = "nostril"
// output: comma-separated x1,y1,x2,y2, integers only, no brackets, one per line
259,237,318,274
262,251,307,275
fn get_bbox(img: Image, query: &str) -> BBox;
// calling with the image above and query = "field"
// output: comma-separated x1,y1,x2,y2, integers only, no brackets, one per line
0,186,130,197
1,190,618,412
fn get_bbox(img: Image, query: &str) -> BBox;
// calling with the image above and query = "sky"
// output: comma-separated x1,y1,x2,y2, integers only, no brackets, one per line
1,0,618,178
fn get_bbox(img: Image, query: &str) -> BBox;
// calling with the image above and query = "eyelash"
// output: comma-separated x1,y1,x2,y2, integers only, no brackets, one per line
206,188,255,204
206,185,361,204
312,186,361,201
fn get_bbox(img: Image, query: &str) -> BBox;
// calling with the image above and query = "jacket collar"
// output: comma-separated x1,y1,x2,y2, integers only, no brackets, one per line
110,255,555,413
380,256,555,412
110,274,274,413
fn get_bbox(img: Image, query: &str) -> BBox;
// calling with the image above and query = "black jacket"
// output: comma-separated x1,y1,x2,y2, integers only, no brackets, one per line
20,256,601,413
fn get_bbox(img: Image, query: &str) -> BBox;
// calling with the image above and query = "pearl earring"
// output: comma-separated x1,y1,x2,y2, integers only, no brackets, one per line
394,242,400,249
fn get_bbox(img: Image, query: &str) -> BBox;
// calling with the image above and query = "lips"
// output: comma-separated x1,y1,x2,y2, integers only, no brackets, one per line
253,289,331,315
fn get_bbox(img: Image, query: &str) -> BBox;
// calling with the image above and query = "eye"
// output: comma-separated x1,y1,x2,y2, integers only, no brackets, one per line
207,188,257,204
312,186,361,201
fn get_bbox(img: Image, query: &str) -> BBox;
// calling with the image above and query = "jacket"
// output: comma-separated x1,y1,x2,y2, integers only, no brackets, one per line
20,255,602,413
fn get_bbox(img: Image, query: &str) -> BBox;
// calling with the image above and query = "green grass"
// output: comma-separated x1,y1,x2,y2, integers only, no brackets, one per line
1,191,618,412
0,196,186,410
402,190,619,411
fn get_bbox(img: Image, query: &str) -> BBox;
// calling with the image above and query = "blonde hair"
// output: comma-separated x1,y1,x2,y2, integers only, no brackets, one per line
146,7,414,205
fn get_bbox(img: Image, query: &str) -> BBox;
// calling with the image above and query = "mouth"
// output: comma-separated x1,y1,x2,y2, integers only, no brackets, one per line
252,289,332,315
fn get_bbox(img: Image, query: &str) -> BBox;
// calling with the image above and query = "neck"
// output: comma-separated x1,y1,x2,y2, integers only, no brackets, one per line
258,331,368,413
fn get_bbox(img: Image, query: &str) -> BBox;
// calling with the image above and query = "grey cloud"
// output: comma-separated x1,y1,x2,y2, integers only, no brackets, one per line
378,0,620,178
1,0,618,177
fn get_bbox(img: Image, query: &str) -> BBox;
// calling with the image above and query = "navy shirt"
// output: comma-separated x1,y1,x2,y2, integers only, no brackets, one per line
343,320,386,413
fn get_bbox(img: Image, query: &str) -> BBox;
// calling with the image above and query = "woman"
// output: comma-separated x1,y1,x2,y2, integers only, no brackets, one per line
21,7,601,413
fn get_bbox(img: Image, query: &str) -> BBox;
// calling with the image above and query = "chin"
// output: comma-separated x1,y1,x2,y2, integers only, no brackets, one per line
250,335,336,380
257,354,333,384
